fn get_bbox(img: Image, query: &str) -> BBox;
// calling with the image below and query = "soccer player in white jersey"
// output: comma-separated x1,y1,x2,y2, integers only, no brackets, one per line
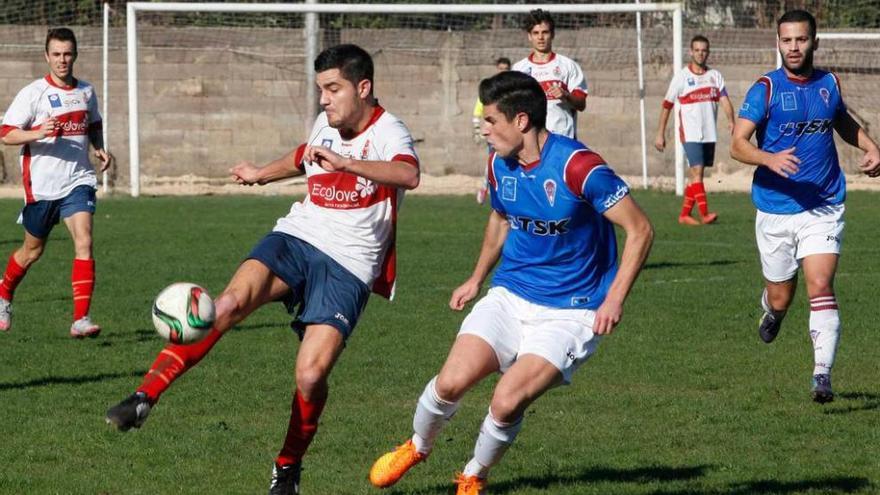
105,44,419,495
731,10,880,403
0,28,111,337
369,71,653,495
512,9,587,139
655,35,735,225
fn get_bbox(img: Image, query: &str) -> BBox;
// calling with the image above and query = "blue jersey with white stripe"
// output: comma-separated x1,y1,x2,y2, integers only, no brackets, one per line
487,133,629,309
738,68,847,214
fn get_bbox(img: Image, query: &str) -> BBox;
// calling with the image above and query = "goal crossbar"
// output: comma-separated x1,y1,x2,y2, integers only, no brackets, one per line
126,2,684,197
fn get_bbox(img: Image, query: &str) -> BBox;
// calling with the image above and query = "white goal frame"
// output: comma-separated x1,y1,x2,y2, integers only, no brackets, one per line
126,2,684,197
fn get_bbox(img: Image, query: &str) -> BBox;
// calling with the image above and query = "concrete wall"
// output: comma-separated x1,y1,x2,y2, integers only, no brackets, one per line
1,25,877,189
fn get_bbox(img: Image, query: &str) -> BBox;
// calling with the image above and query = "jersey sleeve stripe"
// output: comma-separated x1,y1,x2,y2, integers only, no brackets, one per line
571,89,588,98
293,143,307,172
487,151,497,189
563,149,607,197
0,125,18,137
392,153,419,168
662,100,674,109
758,76,772,115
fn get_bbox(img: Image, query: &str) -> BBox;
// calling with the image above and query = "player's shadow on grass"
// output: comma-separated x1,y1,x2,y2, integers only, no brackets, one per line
650,476,871,494
644,260,739,270
822,391,880,415
395,464,711,495
0,369,147,392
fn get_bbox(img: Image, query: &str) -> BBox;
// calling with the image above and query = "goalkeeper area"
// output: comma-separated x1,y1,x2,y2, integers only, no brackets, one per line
2,192,880,493
0,1,879,196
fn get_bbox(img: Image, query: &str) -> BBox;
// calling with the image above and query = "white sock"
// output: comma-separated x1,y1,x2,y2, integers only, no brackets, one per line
462,410,523,479
411,376,459,455
809,294,840,376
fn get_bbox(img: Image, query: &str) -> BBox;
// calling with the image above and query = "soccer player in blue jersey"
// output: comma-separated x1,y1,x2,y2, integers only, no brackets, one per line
369,71,653,495
731,9,880,403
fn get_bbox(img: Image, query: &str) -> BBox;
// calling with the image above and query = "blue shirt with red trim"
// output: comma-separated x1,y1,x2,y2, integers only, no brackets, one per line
487,133,629,309
739,68,847,214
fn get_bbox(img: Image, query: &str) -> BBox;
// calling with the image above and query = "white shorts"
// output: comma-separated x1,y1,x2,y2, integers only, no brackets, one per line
458,286,601,384
755,204,845,282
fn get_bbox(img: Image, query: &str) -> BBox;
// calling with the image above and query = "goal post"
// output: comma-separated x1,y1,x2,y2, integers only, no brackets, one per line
125,2,684,197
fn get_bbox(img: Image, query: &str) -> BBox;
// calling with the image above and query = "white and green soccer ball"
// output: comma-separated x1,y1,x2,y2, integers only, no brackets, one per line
152,282,215,344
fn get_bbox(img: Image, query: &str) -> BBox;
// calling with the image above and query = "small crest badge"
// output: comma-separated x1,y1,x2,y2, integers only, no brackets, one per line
321,138,333,148
361,139,371,160
819,87,830,107
543,179,556,206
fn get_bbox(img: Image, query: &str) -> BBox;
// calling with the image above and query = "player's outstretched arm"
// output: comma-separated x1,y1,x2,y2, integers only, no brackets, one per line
833,111,880,177
593,196,653,335
730,117,800,178
230,147,304,186
449,209,509,311
305,145,419,190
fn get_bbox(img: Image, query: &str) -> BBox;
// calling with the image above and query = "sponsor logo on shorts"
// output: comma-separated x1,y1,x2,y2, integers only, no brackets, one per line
566,350,576,362
334,312,350,326
826,234,840,243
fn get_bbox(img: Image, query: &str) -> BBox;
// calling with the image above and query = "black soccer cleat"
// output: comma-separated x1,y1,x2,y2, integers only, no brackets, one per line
268,462,301,495
811,374,834,404
105,392,153,431
758,310,783,343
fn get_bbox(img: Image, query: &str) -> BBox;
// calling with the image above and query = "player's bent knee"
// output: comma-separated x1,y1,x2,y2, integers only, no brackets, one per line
434,373,470,403
489,395,526,424
295,366,330,397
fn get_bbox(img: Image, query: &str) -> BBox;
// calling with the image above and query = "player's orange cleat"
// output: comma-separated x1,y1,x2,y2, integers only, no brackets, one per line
454,473,487,495
678,215,700,226
369,439,426,488
700,212,718,224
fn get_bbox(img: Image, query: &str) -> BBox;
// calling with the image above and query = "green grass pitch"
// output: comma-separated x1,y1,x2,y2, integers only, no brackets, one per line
0,191,879,494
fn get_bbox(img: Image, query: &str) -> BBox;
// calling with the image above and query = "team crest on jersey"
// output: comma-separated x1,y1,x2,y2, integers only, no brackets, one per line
553,66,562,77
321,138,333,148
48,94,62,108
501,176,517,201
819,87,830,107
360,139,371,160
355,176,376,198
687,77,696,86
543,179,556,206
781,92,797,111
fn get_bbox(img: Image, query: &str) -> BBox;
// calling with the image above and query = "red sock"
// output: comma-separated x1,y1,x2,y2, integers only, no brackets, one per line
72,258,95,320
679,184,695,218
275,389,327,466
692,182,710,217
137,328,224,401
0,254,27,301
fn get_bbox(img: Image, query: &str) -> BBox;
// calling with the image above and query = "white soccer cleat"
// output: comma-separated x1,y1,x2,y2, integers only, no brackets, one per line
70,316,101,338
0,298,11,332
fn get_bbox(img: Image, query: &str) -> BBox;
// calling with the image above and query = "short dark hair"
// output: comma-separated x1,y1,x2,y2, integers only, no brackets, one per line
691,35,709,48
778,9,817,39
523,9,555,34
479,71,546,131
46,27,77,54
496,57,512,67
314,44,374,89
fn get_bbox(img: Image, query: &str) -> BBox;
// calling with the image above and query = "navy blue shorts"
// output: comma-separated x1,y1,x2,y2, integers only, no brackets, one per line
682,142,716,168
21,185,97,239
247,232,370,340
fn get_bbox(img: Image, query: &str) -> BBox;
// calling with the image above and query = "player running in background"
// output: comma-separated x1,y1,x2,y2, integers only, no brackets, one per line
105,44,419,495
0,27,111,337
655,35,735,225
731,10,880,403
369,71,653,495
512,9,587,139
474,56,511,204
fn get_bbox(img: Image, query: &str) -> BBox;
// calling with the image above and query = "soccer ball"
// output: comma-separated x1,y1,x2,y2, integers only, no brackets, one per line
152,283,216,344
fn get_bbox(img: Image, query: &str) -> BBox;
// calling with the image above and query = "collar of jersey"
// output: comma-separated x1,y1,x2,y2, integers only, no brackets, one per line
528,52,557,65
339,105,385,141
44,74,77,90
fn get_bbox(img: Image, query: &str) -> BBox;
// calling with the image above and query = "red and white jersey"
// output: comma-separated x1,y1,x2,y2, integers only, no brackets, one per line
1,75,100,203
273,106,418,299
662,65,727,143
513,52,588,139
